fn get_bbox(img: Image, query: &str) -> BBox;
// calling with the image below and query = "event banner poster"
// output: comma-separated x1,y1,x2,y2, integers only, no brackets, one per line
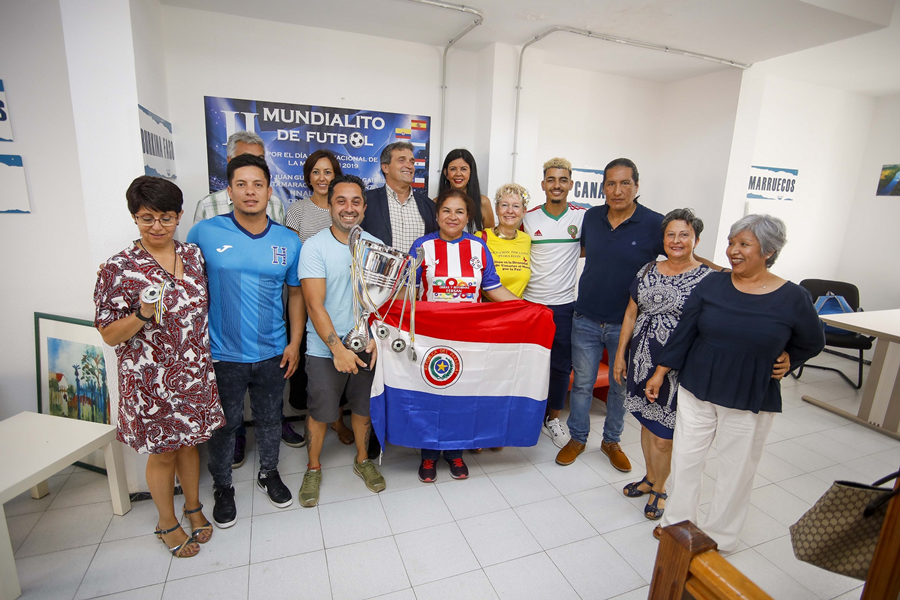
746,165,798,201
204,96,431,207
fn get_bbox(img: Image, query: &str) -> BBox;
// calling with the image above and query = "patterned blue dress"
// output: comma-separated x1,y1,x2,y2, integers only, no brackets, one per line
623,262,712,439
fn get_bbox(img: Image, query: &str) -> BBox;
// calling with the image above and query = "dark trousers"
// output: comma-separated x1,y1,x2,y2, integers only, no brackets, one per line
421,449,464,461
547,302,575,412
208,357,286,488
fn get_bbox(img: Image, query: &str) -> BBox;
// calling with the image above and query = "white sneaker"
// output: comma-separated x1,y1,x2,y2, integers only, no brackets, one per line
542,418,570,448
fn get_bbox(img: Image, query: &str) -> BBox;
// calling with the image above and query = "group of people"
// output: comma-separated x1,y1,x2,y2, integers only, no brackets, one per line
94,131,825,559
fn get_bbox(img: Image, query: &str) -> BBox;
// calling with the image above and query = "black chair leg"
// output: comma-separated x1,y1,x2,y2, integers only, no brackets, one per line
856,349,865,390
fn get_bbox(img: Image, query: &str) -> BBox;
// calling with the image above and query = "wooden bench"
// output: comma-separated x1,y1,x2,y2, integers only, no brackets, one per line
0,411,131,600
649,521,772,599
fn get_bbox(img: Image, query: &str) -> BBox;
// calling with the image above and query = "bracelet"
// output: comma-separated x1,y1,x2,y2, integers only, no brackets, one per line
135,310,152,322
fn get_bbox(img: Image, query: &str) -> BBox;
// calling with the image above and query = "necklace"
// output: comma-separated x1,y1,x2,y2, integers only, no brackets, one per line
493,227,517,240
140,240,178,276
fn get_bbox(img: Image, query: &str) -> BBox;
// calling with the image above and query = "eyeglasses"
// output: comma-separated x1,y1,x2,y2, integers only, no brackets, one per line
135,215,178,227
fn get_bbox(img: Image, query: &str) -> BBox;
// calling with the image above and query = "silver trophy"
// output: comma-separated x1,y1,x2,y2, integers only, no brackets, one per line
344,226,422,362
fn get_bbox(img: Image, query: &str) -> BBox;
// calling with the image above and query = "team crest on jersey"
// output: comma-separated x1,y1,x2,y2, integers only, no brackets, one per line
422,346,463,388
567,225,578,239
470,257,482,270
271,246,287,265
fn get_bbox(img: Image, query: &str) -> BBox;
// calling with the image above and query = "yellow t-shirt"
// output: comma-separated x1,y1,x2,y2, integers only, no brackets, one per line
478,229,532,299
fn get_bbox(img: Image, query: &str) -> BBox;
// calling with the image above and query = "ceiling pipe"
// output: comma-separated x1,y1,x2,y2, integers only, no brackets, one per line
407,0,483,167
511,26,752,180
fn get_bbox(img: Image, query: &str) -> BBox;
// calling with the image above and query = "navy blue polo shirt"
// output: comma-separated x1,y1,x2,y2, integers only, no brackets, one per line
575,201,665,323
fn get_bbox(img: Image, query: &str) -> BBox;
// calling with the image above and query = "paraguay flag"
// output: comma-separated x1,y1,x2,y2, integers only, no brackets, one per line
370,300,555,450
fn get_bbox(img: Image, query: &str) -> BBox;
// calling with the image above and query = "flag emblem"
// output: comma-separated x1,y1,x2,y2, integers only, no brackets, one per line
411,120,428,130
422,346,463,388
395,128,412,139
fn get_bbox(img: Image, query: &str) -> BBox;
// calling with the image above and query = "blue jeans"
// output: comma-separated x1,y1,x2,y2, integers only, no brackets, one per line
567,312,626,445
547,303,575,412
208,357,286,488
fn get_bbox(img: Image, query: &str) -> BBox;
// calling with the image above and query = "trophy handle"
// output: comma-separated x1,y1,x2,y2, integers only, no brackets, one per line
348,225,363,251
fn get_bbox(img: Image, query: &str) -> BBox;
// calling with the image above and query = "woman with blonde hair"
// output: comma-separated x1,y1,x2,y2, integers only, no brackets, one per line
478,183,532,299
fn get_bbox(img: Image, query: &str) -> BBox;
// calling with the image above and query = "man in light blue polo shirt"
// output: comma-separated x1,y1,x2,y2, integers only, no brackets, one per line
187,154,305,527
297,174,386,507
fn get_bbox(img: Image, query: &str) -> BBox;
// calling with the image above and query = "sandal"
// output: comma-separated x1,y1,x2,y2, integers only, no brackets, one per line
644,490,667,520
623,476,654,498
183,504,213,544
331,421,354,445
155,523,199,558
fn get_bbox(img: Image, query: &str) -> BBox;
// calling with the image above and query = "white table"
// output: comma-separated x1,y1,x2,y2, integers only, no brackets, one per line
802,309,900,438
0,412,131,600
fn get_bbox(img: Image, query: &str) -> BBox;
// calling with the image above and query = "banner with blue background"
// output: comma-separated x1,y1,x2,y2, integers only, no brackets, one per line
204,96,431,210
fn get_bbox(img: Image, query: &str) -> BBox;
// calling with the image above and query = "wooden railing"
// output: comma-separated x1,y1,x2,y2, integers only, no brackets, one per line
651,476,900,600
649,521,772,600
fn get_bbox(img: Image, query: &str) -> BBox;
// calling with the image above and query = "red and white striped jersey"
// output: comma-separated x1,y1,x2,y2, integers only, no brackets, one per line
412,232,501,303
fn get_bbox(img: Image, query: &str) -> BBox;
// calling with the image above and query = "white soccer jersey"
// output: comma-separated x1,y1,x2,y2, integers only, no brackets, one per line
522,202,586,305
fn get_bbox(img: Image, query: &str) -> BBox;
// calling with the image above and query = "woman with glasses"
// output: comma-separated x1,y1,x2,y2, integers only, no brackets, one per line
94,176,224,558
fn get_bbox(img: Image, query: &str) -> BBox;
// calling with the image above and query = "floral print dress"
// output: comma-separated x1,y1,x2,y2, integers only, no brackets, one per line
94,240,224,454
623,262,712,439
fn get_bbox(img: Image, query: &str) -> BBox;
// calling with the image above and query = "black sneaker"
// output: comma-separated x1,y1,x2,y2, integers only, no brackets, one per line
281,422,307,448
447,457,469,480
418,458,437,483
213,485,237,529
232,434,247,469
257,469,293,508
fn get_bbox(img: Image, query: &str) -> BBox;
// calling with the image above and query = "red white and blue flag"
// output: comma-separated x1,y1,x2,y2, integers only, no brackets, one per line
370,300,555,450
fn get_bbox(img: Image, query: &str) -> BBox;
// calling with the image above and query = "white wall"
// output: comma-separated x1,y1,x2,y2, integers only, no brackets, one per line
655,68,743,252
161,5,473,241
521,57,666,211
0,0,96,420
836,93,900,310
717,69,875,282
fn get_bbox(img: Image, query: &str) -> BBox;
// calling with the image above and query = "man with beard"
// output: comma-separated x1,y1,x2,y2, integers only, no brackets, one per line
522,157,586,449
296,175,387,507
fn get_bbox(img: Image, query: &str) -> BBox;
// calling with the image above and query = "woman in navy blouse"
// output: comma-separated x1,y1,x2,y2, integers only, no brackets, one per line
644,214,824,550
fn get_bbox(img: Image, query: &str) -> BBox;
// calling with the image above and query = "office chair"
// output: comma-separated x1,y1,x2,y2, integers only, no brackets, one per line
793,279,874,389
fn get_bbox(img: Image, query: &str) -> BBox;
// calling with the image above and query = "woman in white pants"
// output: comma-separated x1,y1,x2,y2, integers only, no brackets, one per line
644,214,824,551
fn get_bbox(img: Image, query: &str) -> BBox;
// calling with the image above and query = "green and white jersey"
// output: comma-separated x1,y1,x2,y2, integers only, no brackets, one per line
522,202,586,305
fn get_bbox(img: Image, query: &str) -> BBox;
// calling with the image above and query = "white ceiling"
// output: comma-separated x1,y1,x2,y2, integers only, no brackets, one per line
161,0,898,85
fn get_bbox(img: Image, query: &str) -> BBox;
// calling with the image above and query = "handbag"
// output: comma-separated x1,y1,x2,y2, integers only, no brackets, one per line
813,292,855,335
789,470,900,580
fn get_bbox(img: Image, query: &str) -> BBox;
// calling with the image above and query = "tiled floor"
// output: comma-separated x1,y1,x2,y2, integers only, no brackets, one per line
7,352,898,600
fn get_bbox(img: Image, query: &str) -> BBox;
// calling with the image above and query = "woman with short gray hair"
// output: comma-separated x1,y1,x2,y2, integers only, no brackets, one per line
644,213,824,550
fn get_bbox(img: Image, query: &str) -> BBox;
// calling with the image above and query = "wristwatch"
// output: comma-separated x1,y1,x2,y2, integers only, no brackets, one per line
135,310,152,322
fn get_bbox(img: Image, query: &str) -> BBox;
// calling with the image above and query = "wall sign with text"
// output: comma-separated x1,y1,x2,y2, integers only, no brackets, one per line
747,165,798,201
139,105,176,180
204,96,431,209
571,167,605,207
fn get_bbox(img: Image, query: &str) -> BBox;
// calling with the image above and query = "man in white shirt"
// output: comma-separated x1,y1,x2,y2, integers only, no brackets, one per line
522,157,586,449
193,131,285,224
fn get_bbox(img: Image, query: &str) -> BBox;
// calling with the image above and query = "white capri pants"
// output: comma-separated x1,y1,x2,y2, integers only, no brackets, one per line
661,385,774,552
